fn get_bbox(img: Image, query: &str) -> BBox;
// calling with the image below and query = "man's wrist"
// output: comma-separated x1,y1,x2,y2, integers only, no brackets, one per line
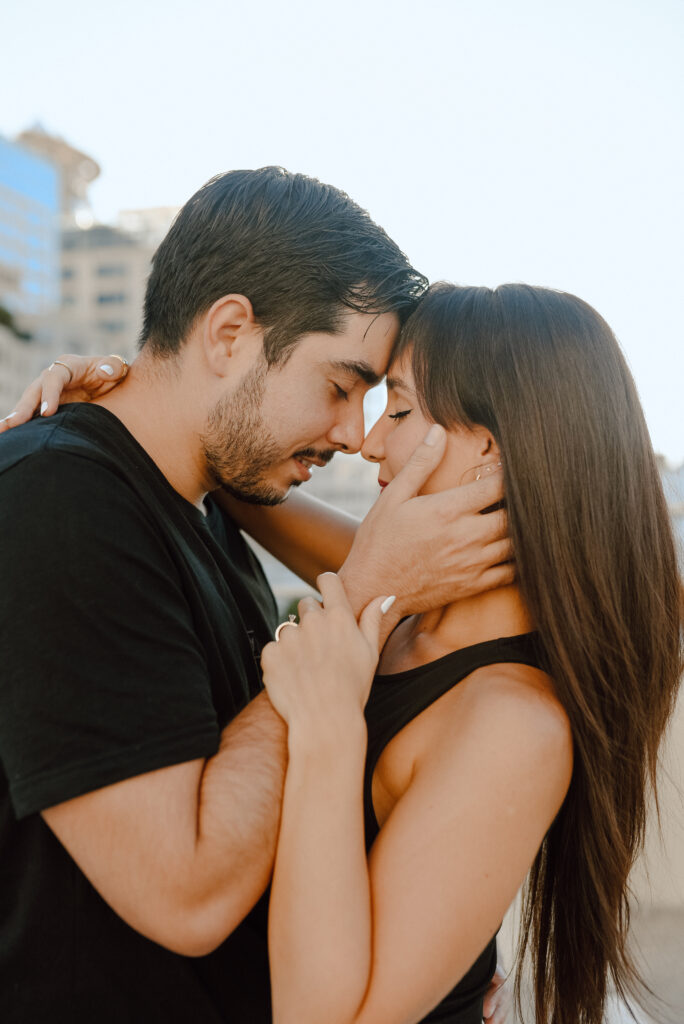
337,561,369,619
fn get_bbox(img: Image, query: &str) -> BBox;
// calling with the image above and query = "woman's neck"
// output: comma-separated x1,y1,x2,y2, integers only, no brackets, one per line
380,584,534,673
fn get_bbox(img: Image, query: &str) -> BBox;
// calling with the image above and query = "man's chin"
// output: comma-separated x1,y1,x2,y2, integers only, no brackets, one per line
219,478,299,507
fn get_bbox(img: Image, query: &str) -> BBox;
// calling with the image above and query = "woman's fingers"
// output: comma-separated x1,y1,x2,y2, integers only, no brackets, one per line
101,354,129,379
35,361,78,418
0,353,129,431
316,572,355,615
0,379,45,431
483,964,511,1023
297,595,322,620
374,425,448,506
358,595,395,655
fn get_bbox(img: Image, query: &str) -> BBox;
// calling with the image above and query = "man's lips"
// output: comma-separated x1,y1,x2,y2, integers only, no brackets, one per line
290,451,334,482
293,455,330,470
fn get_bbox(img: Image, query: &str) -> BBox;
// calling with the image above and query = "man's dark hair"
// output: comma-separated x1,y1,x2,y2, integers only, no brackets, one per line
141,167,428,363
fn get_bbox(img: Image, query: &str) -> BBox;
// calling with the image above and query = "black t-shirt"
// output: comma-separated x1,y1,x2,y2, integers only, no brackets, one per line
0,404,278,1023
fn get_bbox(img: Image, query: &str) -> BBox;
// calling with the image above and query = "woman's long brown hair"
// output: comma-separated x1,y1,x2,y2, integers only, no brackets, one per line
396,283,683,1024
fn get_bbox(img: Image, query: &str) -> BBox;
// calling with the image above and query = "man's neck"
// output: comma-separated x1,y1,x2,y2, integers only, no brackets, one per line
93,354,212,511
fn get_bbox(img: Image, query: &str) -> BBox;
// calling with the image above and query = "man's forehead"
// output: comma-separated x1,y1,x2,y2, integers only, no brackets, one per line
333,309,399,374
328,359,383,386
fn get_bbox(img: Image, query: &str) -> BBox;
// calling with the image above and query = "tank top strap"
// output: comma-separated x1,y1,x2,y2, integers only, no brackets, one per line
363,632,544,848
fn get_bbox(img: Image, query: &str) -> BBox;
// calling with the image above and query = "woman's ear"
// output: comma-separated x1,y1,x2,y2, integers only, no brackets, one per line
476,428,500,462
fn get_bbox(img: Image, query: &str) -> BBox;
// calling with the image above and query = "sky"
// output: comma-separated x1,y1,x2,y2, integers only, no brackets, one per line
3,0,683,462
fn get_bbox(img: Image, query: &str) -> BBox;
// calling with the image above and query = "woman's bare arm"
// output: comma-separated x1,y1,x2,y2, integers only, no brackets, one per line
262,578,573,1024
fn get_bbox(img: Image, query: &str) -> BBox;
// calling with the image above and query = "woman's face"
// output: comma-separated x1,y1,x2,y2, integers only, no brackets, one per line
361,351,499,494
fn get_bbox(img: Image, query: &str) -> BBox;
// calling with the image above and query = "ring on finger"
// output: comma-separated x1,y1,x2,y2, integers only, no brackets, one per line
108,354,129,378
48,360,74,384
275,615,299,641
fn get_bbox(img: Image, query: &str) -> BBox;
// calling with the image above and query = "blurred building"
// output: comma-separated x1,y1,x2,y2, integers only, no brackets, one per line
1,127,178,373
659,457,684,556
58,206,177,360
59,223,152,359
16,126,99,226
0,324,41,414
0,133,61,405
0,134,60,324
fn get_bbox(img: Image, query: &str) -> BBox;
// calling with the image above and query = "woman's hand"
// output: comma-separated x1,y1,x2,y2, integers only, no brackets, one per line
0,353,129,432
261,573,391,735
483,963,511,1024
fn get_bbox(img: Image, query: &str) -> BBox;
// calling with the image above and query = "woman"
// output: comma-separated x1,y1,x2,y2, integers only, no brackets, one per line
257,283,682,1024
7,284,682,1024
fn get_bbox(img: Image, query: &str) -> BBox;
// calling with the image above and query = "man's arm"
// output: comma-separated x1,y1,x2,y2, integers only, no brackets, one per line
0,450,286,957
42,692,287,957
217,488,358,588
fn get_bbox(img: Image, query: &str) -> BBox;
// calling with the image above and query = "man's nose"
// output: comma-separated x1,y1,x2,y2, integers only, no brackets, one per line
327,403,366,454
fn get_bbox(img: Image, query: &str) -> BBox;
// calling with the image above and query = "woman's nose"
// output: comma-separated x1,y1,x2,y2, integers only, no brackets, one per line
361,417,386,463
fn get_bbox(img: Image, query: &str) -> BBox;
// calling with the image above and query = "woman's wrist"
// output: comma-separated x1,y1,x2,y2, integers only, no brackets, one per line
286,709,367,763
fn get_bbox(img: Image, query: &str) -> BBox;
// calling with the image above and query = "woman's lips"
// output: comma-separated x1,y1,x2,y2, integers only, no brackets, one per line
378,479,388,489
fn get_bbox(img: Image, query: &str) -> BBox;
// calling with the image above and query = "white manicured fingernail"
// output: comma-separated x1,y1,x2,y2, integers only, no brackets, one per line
380,595,396,614
100,364,114,376
2,412,17,421
424,425,442,446
40,401,48,415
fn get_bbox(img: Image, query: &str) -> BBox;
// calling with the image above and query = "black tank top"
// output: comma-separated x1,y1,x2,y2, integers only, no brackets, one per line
363,632,543,1024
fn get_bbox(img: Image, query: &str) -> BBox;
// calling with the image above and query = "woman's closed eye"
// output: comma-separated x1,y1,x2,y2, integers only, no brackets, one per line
388,409,411,421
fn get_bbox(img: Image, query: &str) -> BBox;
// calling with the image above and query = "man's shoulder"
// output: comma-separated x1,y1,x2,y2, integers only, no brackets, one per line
0,406,121,481
0,411,156,546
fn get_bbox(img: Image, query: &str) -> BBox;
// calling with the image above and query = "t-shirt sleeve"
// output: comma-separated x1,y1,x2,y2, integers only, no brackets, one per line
0,451,221,819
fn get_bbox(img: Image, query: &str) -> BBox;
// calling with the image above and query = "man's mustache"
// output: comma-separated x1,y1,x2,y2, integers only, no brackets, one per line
292,448,336,467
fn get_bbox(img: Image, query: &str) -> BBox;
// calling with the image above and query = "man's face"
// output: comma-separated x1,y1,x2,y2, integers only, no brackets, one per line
201,310,399,504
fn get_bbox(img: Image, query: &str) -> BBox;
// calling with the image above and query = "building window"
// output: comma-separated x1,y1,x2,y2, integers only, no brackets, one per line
61,267,75,280
97,321,126,332
96,264,126,277
96,293,126,304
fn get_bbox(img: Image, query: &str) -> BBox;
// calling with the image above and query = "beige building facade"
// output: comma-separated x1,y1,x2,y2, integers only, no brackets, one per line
0,325,46,414
56,207,178,361
58,223,154,361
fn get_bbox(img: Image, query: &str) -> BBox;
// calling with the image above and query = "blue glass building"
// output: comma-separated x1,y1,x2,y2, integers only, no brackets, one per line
0,136,59,319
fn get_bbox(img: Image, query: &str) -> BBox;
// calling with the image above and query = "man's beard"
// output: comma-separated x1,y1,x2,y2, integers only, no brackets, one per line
200,360,333,506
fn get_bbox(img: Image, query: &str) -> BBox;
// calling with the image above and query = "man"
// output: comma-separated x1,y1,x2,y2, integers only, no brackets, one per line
0,168,510,1021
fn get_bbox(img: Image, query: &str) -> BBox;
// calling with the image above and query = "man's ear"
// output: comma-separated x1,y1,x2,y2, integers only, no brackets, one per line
202,294,262,375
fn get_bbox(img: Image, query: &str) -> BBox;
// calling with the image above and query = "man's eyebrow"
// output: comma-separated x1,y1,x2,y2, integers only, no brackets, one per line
386,374,416,394
330,360,382,387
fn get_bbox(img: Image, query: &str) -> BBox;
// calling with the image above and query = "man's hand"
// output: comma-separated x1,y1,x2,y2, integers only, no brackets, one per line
0,353,128,432
339,425,513,630
483,962,512,1024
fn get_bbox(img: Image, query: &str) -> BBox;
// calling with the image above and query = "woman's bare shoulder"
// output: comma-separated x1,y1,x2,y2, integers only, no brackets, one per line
423,659,574,795
464,658,568,726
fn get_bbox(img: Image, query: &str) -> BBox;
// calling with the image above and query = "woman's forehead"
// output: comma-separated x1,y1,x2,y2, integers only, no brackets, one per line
386,350,416,392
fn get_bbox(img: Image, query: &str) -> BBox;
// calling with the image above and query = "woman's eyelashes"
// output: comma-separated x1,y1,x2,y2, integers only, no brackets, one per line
388,409,411,421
